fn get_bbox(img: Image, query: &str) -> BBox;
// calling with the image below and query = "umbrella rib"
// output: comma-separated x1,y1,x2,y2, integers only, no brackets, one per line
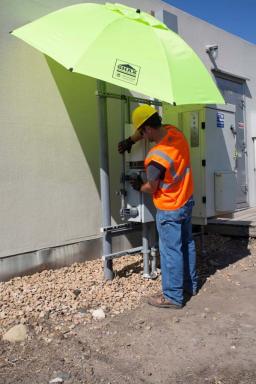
72,16,126,72
152,29,176,105
73,18,177,105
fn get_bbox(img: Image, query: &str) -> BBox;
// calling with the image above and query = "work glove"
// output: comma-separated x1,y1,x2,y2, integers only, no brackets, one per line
118,136,134,154
130,174,143,191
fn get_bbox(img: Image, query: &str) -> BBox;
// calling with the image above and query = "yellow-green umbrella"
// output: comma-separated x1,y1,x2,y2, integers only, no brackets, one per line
11,2,224,105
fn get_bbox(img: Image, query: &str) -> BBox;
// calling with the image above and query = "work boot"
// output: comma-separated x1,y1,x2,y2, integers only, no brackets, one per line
148,294,182,309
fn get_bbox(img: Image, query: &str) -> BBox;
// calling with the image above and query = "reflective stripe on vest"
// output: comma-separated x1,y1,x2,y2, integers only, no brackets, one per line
146,150,190,186
145,149,178,179
159,166,190,190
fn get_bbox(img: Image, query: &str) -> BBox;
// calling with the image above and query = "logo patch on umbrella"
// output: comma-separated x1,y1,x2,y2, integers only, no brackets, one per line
113,59,140,85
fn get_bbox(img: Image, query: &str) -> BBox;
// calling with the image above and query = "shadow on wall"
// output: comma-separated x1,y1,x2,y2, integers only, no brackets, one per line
46,56,100,191
45,56,125,225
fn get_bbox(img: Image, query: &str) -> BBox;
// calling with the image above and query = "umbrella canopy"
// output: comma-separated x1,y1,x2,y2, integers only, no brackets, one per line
11,2,224,105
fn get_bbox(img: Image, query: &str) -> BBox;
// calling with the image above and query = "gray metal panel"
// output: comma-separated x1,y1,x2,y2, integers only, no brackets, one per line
205,105,236,216
214,171,237,212
123,123,155,223
215,76,248,207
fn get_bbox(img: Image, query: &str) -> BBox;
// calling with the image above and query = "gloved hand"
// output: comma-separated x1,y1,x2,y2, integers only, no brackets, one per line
118,136,134,154
130,174,143,191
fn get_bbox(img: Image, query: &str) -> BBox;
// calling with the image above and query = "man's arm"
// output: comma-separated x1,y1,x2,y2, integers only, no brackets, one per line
130,176,159,194
130,161,165,194
130,129,143,144
118,129,143,154
140,179,159,194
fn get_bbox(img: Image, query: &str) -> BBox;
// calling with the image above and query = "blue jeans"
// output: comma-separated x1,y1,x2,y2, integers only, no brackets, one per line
156,198,198,306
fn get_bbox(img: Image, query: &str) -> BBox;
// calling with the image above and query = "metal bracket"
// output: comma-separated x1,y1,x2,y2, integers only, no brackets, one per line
103,246,143,261
95,90,163,106
101,223,133,232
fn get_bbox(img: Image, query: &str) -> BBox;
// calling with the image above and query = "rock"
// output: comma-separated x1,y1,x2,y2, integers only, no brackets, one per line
92,308,105,320
2,324,28,343
86,366,94,376
49,378,64,383
77,307,87,314
43,337,52,344
73,289,81,298
53,371,70,381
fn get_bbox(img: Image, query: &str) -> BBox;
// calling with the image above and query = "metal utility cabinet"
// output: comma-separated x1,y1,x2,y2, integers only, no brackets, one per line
117,103,237,227
163,103,237,225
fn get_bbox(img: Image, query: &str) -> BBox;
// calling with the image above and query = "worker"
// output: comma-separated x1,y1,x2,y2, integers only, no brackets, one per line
118,105,198,309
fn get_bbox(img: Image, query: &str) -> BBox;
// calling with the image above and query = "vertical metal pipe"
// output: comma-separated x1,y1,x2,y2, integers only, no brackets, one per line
97,80,114,280
142,223,150,278
126,98,131,124
150,246,157,276
253,137,256,171
200,225,207,258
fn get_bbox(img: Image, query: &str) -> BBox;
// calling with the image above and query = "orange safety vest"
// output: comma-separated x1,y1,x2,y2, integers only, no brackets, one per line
144,125,194,210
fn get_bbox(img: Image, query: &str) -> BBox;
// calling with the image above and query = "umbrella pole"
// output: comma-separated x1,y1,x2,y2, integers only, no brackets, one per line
120,89,126,217
97,80,114,280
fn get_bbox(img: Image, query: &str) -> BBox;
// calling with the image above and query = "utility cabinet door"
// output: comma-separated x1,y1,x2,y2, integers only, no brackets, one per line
181,110,206,223
215,77,248,208
205,105,236,216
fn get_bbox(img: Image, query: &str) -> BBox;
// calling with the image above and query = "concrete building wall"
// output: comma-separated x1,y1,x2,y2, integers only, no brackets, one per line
1,0,256,279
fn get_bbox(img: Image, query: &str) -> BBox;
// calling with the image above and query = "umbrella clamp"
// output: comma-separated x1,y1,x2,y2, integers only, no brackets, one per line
95,90,162,107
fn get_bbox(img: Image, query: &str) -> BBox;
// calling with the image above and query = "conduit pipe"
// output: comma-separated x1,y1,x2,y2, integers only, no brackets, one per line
97,80,114,280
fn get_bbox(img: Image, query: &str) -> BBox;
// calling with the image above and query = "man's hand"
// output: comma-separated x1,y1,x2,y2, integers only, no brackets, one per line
130,174,143,191
140,179,159,194
118,137,134,154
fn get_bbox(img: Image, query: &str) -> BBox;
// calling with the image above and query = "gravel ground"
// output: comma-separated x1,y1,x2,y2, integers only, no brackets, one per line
0,234,235,335
0,234,256,384
0,254,161,335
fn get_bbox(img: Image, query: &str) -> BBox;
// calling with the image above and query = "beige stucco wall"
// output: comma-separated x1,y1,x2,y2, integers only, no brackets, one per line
1,1,103,257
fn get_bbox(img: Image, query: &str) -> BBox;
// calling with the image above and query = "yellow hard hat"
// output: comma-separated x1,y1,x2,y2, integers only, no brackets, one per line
132,104,157,130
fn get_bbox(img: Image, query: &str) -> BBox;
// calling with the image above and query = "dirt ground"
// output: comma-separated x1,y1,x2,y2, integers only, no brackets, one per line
0,233,256,384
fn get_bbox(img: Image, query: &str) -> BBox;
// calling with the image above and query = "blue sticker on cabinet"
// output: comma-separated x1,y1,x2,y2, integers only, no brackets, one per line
217,112,224,128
